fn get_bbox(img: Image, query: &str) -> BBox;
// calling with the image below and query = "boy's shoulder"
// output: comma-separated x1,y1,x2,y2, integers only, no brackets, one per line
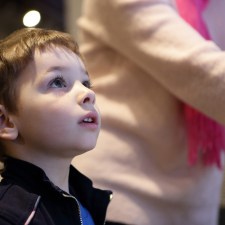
0,182,39,224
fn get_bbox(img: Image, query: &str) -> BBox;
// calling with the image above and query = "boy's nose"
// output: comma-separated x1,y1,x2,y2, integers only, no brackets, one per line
78,89,96,105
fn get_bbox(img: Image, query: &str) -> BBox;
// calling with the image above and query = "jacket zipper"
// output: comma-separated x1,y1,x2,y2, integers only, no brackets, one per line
22,192,111,225
62,193,83,225
24,196,41,225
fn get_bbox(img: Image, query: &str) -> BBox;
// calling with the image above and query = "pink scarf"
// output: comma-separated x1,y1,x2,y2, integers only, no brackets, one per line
176,0,225,168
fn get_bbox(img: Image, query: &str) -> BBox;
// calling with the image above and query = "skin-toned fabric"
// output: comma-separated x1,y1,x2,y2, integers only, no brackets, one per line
73,0,225,224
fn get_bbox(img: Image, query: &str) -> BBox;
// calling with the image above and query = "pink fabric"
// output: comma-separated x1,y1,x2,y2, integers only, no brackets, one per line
176,0,225,168
176,0,210,39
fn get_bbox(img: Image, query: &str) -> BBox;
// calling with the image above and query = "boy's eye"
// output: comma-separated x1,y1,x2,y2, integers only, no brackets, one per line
49,76,66,88
83,80,92,89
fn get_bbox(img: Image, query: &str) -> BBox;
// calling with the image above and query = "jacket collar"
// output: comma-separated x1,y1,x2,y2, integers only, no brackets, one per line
2,157,112,225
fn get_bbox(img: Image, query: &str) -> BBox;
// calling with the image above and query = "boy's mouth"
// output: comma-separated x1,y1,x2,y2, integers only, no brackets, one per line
79,112,99,130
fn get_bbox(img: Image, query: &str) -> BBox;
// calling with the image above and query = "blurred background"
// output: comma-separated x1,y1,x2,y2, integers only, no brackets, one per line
0,0,81,39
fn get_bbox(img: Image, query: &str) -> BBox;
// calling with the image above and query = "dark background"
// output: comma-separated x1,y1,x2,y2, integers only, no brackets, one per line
0,0,65,39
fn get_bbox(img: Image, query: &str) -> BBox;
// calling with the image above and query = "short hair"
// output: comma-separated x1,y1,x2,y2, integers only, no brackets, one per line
0,28,82,170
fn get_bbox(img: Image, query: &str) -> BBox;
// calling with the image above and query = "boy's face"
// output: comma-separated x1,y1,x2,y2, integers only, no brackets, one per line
11,47,100,158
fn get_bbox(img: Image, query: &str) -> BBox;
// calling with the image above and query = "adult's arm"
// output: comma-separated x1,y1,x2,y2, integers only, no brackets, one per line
79,0,225,124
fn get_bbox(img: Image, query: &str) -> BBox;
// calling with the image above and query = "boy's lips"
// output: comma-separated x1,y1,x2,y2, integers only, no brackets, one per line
79,111,99,130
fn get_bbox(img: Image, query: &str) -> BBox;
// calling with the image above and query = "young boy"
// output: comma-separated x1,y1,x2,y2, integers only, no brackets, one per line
0,28,112,225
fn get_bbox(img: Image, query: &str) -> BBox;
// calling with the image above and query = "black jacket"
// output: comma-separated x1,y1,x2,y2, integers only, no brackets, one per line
0,157,112,225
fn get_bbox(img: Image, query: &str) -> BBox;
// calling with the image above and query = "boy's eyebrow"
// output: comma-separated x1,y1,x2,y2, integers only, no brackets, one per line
45,66,66,73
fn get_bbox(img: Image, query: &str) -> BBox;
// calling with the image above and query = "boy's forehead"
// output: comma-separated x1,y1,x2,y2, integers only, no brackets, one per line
34,46,77,58
33,46,89,76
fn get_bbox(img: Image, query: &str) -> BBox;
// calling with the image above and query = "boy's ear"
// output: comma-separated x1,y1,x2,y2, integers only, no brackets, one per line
0,105,18,141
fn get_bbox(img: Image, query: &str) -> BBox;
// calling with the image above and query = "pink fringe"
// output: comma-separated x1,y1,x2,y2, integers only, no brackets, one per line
185,107,225,168
176,0,225,168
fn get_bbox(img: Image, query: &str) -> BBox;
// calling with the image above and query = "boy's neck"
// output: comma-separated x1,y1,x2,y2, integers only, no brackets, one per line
35,156,72,193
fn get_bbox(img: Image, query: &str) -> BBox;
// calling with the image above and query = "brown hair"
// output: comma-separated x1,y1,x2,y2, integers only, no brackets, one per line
0,28,81,170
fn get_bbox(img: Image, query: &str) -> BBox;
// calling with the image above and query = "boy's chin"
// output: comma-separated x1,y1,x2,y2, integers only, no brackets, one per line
74,144,97,157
